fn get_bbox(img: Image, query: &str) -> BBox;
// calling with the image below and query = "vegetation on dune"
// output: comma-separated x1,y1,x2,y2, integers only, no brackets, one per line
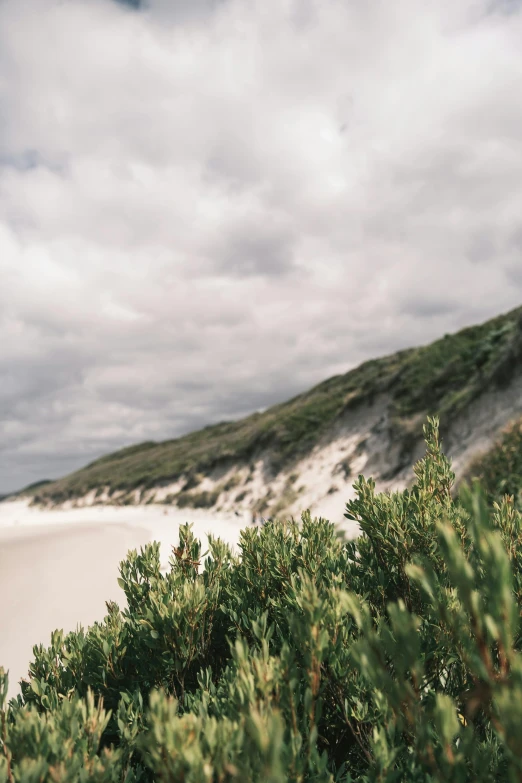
4,419,522,780
22,480,53,491
390,311,522,419
31,305,522,505
465,416,522,511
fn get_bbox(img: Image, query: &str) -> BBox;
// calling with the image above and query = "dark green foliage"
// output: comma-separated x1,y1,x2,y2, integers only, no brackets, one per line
5,418,522,780
464,416,522,511
175,489,221,509
31,306,522,504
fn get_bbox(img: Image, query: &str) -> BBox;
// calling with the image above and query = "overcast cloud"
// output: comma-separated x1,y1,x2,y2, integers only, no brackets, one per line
1,0,522,492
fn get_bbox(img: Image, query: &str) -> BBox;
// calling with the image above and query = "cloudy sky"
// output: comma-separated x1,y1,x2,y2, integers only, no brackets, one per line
1,0,522,492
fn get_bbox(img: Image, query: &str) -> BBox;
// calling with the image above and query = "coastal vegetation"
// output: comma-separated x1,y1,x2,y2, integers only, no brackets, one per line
4,419,522,780
464,415,522,511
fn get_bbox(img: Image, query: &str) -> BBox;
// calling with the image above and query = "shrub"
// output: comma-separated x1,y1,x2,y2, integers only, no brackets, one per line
3,418,522,780
175,488,221,509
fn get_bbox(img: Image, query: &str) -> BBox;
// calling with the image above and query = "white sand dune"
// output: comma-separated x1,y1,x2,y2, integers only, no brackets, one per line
0,500,358,700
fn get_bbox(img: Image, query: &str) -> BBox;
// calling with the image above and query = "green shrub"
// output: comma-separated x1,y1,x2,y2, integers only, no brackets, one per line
4,418,522,780
176,488,221,509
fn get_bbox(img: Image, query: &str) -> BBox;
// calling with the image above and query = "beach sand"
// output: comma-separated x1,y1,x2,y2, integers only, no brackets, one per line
0,520,153,699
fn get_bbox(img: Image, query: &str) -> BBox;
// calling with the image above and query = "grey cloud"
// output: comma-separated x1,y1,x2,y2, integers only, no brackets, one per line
509,226,522,251
487,0,522,15
1,0,522,492
398,296,456,320
203,138,262,192
506,263,522,287
288,0,318,32
212,222,299,278
467,232,499,265
113,0,142,8
0,454,82,495
135,0,226,22
386,145,518,220
0,150,50,172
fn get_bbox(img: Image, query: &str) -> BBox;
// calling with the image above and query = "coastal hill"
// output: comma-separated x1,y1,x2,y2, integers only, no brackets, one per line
22,305,522,520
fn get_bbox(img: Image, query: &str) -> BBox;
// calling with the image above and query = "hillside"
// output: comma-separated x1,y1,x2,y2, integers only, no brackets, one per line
26,305,522,519
462,415,522,509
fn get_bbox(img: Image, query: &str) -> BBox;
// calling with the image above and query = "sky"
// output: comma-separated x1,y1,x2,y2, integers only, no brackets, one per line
1,0,522,492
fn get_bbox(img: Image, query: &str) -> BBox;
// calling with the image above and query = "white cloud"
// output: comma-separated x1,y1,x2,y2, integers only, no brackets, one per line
1,0,522,490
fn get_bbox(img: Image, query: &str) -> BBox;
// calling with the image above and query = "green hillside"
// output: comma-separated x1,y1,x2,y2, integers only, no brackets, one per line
464,416,522,509
32,305,522,505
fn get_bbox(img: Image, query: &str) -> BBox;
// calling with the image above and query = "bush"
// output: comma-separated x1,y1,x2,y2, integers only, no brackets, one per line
176,488,221,509
3,418,522,781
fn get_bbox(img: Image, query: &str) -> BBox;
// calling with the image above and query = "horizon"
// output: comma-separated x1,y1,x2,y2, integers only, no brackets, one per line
2,0,522,492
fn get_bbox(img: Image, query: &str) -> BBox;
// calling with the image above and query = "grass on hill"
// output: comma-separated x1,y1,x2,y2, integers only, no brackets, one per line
32,305,522,504
464,416,522,510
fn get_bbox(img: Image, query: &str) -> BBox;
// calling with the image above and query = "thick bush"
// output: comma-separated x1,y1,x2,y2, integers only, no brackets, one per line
3,418,522,781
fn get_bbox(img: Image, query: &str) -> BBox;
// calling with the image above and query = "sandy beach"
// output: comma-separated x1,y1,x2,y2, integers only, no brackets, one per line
0,519,153,699
0,500,358,699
